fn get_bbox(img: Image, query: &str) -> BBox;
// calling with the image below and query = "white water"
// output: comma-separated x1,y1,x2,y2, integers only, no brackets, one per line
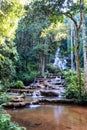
53,48,67,70
32,90,41,98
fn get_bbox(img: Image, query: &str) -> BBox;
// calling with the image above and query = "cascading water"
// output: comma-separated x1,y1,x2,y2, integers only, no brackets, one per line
32,90,41,98
53,47,67,70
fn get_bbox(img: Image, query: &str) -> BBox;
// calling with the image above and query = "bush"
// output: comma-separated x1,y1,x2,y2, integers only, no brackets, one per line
0,92,10,105
65,85,80,99
64,70,84,99
16,81,24,88
0,113,26,130
46,64,59,74
19,71,40,85
63,69,77,78
0,84,5,92
63,69,84,87
75,93,87,104
10,80,24,88
65,75,78,86
0,83,10,105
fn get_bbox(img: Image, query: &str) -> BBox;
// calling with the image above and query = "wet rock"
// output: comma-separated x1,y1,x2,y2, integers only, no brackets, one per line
38,98,74,104
7,102,26,108
40,90,59,97
11,98,24,102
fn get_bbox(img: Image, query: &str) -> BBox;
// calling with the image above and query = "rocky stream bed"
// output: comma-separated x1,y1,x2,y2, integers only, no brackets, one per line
6,76,70,108
6,76,87,130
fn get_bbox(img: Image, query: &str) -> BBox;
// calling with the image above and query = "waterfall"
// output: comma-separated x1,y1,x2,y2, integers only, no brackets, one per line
53,48,67,70
32,90,41,98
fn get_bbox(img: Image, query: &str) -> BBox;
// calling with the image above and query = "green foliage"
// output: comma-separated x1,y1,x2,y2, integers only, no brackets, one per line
0,92,10,106
34,43,49,56
0,83,10,106
10,80,24,89
66,75,78,86
0,1,26,130
19,71,40,85
78,93,87,104
0,0,24,39
71,93,87,105
0,114,11,130
64,70,84,87
0,40,18,85
64,70,84,99
16,80,24,88
0,0,24,85
0,113,26,130
0,83,5,92
15,8,51,76
46,64,59,74
41,22,67,41
15,2,67,77
63,69,77,77
65,85,80,99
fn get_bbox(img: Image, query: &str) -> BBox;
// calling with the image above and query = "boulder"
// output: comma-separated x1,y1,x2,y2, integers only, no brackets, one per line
40,90,59,97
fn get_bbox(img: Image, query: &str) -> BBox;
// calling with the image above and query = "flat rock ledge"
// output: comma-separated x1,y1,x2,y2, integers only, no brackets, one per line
5,98,74,108
37,98,74,104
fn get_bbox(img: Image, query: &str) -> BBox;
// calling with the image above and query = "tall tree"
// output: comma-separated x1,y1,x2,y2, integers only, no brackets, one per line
0,0,24,85
81,0,87,93
70,21,74,72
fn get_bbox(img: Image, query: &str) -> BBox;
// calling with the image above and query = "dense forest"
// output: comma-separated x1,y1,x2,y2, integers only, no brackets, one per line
0,0,87,130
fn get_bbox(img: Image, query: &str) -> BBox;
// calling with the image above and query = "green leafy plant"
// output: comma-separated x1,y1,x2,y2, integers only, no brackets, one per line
64,70,84,99
0,93,10,106
16,80,24,88
0,83,10,106
46,64,59,74
65,85,80,99
0,113,26,130
19,71,40,85
10,80,24,88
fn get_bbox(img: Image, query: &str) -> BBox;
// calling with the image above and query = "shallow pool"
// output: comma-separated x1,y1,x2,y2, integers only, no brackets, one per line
7,105,87,130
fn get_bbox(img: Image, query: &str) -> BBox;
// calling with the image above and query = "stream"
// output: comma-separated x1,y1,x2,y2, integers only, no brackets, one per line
6,75,87,130
7,104,87,130
6,49,85,130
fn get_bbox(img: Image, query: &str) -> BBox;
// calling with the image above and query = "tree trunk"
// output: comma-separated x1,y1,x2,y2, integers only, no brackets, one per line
82,3,87,93
40,54,45,77
42,55,45,77
71,22,74,72
73,26,76,70
75,29,81,95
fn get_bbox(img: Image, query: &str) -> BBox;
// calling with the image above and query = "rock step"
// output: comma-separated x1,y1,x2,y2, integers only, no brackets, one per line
38,98,74,104
5,98,74,108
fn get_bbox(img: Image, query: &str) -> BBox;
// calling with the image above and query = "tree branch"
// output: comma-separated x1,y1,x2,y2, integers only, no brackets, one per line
63,12,78,28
